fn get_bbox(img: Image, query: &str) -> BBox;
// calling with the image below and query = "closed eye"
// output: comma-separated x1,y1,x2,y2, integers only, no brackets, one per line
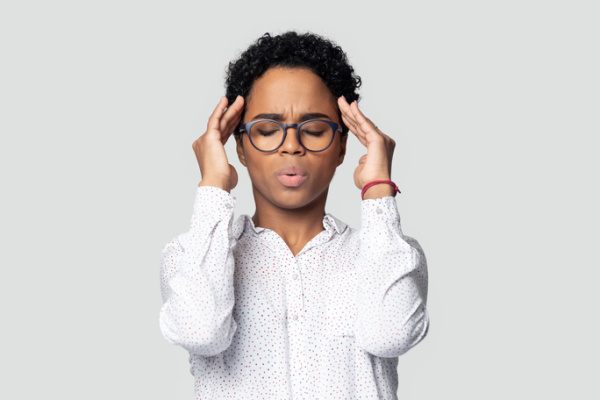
301,129,326,137
257,129,279,136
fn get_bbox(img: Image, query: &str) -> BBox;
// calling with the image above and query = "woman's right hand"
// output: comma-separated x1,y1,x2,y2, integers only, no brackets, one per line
193,95,245,192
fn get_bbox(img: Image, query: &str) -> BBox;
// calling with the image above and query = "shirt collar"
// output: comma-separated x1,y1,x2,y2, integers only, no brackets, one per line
233,213,347,240
323,213,347,235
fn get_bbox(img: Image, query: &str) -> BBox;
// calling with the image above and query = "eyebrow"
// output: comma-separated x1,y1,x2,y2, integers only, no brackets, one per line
251,112,332,122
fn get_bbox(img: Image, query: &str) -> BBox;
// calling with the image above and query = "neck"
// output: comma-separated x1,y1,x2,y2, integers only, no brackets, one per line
252,188,329,257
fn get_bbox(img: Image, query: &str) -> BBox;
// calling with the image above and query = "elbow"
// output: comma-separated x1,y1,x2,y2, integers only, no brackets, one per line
159,306,237,356
357,308,430,358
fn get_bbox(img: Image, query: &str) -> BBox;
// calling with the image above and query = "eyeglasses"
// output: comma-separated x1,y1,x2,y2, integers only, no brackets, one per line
238,119,342,152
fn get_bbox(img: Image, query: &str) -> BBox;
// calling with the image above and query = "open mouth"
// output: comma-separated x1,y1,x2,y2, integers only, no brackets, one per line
276,167,307,187
277,175,306,187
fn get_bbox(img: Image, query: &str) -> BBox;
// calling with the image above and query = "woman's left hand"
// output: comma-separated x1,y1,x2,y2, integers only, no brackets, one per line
338,96,396,199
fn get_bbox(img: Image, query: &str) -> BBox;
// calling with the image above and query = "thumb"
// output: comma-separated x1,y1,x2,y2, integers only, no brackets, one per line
353,164,363,189
229,164,239,190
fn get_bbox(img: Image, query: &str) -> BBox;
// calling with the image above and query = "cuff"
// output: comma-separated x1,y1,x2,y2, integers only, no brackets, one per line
360,196,402,233
193,186,236,218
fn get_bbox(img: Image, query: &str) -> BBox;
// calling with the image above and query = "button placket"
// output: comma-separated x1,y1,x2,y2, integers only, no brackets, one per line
292,257,310,397
295,258,306,311
287,257,304,323
286,256,307,398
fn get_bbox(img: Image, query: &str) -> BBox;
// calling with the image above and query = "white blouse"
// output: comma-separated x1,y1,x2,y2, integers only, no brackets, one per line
159,186,429,399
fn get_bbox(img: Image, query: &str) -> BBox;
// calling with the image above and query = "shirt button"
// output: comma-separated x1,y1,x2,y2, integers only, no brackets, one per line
293,273,299,280
376,208,383,214
293,314,299,321
225,203,233,209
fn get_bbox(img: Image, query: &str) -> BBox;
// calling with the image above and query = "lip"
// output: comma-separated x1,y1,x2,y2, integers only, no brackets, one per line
275,166,308,188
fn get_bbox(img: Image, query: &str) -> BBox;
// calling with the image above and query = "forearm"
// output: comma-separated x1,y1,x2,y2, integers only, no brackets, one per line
355,196,429,357
159,186,238,356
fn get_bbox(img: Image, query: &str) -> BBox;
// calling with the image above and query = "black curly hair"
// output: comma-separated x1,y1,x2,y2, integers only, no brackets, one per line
225,31,362,135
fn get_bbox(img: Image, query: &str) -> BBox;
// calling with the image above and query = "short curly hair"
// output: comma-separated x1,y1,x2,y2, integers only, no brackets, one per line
225,31,362,135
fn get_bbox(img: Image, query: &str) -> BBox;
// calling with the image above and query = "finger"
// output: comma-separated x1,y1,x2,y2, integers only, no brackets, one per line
349,101,378,134
220,96,245,139
337,95,351,114
339,110,357,132
338,96,360,127
207,96,229,133
221,116,243,145
340,98,387,150
338,98,362,134
219,96,244,143
349,102,391,149
340,113,361,139
340,100,374,142
341,113,367,147
341,111,370,147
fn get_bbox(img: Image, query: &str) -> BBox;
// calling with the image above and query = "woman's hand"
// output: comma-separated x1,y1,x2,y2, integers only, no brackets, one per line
338,96,396,199
193,96,245,192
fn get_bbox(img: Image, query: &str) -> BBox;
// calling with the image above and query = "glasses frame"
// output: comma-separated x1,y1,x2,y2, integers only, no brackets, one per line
237,119,342,153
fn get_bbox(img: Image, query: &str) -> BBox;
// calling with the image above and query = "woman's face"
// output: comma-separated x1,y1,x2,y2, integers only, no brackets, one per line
235,67,347,211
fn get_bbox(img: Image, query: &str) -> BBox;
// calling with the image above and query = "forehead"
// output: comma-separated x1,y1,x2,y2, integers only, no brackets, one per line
245,67,337,117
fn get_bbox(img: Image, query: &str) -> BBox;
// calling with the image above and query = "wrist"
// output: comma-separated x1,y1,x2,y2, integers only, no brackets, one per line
361,180,400,200
362,184,395,200
198,178,231,193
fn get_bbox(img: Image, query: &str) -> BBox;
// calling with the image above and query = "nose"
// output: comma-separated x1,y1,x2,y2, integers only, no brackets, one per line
278,125,305,155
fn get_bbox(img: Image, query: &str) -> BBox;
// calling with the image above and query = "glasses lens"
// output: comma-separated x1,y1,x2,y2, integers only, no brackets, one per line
249,120,284,151
299,120,333,151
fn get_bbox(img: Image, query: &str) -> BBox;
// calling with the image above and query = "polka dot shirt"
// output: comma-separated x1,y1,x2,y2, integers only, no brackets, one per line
159,186,429,399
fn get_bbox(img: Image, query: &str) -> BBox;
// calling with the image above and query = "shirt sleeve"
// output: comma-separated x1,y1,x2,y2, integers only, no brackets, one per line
159,186,238,356
355,196,430,358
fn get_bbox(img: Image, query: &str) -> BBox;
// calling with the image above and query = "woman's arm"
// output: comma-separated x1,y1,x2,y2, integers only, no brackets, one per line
355,197,429,357
159,186,238,356
338,96,429,357
159,96,244,356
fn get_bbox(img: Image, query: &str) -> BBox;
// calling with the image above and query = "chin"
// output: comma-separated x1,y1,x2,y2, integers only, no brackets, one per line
274,192,322,210
256,184,329,211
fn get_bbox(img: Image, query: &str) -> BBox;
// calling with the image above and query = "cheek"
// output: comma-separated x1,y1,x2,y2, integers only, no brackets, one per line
244,154,273,183
323,143,344,169
311,156,342,186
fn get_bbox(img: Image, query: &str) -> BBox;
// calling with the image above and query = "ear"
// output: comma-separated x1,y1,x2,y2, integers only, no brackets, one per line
235,134,248,167
337,134,348,166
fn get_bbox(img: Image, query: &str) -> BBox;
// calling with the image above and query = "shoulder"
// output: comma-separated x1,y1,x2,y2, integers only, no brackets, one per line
232,214,253,240
323,213,359,245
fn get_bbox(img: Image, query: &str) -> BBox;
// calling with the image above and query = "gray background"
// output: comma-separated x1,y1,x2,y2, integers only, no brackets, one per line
1,0,598,399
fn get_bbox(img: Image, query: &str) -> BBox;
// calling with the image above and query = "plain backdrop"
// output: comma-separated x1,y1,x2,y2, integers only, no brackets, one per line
1,0,598,399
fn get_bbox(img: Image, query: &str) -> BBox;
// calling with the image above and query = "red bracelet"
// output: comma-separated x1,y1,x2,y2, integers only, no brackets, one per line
361,180,401,200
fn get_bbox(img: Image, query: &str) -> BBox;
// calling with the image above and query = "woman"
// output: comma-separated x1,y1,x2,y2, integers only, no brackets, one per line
159,31,429,399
